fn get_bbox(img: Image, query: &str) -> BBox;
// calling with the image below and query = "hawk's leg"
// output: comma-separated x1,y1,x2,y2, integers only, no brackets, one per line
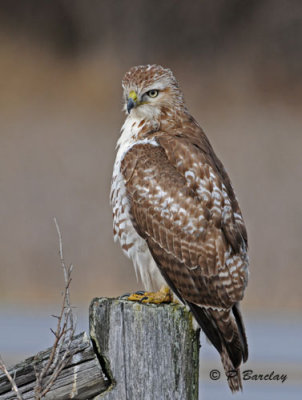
127,285,172,304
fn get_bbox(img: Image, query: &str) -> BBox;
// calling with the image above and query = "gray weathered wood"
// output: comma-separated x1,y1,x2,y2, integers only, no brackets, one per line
90,298,200,400
0,299,200,399
0,332,109,400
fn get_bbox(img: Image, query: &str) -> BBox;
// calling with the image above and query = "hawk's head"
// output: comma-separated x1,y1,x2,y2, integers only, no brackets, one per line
122,65,185,120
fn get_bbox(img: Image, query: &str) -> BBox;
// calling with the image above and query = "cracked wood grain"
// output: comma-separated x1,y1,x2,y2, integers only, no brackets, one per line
90,298,200,400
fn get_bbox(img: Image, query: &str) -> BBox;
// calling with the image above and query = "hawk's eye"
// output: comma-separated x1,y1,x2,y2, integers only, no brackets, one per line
147,90,159,98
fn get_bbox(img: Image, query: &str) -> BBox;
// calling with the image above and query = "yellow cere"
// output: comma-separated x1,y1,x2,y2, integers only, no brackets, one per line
128,90,137,102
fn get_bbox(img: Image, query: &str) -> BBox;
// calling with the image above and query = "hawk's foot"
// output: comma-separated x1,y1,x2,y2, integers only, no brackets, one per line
127,286,172,304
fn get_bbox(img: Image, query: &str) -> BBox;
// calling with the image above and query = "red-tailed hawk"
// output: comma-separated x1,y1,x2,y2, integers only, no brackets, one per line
111,65,249,392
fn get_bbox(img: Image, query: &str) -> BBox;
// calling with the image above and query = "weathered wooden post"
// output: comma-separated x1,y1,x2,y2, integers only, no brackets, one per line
0,332,109,399
90,298,200,400
0,298,200,399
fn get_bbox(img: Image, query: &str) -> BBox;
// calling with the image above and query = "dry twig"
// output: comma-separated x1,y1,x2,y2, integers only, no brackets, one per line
34,217,76,399
0,356,23,400
0,218,76,399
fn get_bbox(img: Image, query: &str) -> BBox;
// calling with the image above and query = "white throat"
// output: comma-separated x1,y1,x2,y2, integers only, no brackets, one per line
117,111,159,156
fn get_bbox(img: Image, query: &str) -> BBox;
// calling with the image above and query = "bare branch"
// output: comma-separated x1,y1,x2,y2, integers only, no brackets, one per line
0,355,23,400
34,218,76,399
0,218,77,400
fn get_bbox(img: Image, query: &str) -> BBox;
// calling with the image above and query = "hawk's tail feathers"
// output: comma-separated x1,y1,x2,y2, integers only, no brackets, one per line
209,307,246,369
232,302,248,362
220,344,242,392
188,303,248,393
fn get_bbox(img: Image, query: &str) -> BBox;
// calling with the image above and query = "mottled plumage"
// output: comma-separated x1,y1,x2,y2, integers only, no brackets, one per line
111,65,249,392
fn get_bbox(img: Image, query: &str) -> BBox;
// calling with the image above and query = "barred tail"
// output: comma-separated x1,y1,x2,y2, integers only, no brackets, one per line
220,344,242,392
188,302,248,393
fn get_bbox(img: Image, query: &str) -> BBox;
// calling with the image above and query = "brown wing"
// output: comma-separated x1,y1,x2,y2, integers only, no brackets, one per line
157,121,248,251
121,135,248,310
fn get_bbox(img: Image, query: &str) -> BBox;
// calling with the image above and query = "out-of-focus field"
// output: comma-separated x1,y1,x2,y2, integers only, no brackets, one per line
0,1,301,313
0,3,302,399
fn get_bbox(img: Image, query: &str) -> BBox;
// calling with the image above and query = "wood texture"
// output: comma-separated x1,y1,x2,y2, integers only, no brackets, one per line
90,298,200,400
0,299,200,399
0,332,109,400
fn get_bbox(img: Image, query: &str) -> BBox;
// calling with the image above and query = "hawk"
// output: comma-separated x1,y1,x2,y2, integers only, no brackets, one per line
111,65,249,392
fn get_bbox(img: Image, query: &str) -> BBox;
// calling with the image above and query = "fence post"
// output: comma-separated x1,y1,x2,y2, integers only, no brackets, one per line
0,332,108,399
90,297,200,400
0,298,200,399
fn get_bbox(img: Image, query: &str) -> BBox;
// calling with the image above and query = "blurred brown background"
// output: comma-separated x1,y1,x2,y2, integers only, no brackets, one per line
0,0,301,313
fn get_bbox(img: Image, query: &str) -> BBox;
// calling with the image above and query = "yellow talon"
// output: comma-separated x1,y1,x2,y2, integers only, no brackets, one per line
127,286,172,304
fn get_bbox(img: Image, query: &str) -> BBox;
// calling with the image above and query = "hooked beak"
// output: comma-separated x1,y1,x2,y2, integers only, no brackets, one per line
127,90,138,114
127,98,135,114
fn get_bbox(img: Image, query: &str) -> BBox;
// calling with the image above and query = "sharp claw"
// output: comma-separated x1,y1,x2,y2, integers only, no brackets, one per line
119,293,130,299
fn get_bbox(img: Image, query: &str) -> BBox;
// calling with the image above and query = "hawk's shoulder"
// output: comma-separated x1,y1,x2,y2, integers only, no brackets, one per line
157,122,248,249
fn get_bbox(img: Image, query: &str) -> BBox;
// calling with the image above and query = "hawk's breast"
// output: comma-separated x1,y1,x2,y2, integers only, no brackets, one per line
110,119,166,291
